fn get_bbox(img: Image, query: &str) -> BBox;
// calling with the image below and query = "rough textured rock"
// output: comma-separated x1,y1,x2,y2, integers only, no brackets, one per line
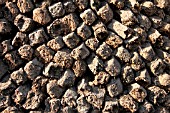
1,0,170,112
4,50,23,70
45,97,60,112
48,2,65,18
104,57,121,77
18,44,34,60
10,68,27,85
80,8,97,25
71,43,90,60
119,94,138,112
147,86,167,104
0,59,8,79
14,14,34,32
107,78,123,97
53,49,73,68
35,44,54,63
17,0,34,13
96,42,112,60
0,19,12,34
33,7,52,25
57,69,76,87
12,32,28,47
129,83,147,102
47,13,79,37
47,79,65,98
47,36,64,51
61,88,78,107
24,58,43,80
63,32,80,49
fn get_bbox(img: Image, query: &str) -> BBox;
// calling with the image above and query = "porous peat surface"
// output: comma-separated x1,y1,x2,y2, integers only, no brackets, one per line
0,0,170,113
